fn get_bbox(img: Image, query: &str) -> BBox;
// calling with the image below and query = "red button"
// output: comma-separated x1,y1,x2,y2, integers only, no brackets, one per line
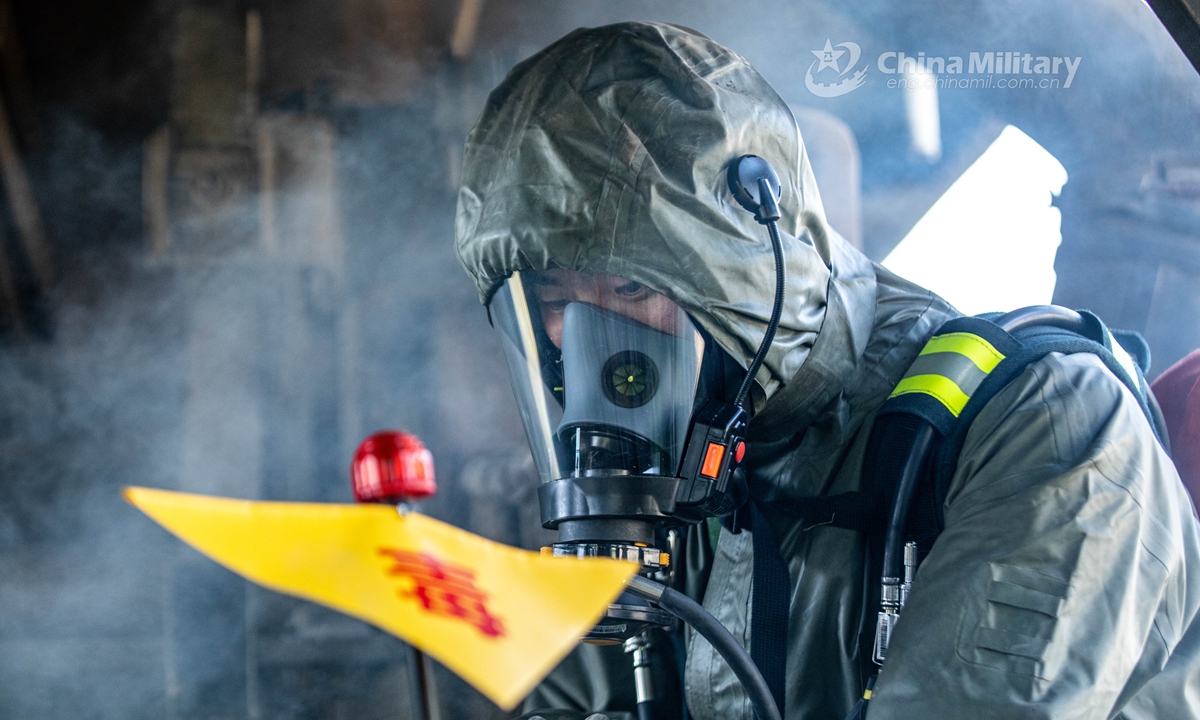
351,431,437,504
734,441,746,463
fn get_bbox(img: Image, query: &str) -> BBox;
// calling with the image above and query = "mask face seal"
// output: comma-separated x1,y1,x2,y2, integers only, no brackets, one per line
491,271,707,515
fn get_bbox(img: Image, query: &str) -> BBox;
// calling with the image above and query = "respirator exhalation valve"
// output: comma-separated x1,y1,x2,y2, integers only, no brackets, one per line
602,350,659,408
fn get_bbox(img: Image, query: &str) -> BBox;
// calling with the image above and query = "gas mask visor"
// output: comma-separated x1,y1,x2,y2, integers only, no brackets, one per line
490,271,705,486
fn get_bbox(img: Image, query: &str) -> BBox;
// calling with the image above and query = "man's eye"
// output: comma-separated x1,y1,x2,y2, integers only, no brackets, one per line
614,281,646,297
542,300,570,312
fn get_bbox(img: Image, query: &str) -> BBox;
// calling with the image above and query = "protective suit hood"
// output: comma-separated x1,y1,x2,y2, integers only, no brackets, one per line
455,22,877,431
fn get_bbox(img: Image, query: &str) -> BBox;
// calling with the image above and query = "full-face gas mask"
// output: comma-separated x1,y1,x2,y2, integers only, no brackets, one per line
491,271,744,529
489,155,786,640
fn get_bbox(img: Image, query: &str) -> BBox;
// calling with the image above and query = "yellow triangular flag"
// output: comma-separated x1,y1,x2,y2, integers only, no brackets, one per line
123,486,635,710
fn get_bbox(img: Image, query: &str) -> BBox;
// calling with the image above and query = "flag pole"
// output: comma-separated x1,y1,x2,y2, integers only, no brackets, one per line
405,644,432,720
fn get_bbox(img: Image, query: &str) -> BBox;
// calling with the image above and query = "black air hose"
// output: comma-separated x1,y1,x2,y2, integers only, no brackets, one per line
880,422,936,582
626,576,781,720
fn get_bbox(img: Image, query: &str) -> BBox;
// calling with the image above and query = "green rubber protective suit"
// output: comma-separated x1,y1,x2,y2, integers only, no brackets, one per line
456,21,1200,720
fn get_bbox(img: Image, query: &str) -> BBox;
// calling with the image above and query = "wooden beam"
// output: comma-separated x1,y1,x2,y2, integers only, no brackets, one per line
0,90,51,288
450,0,484,61
0,0,40,147
245,9,262,115
143,126,172,256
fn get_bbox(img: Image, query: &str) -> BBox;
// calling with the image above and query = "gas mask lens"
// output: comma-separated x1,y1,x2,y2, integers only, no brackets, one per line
491,271,705,483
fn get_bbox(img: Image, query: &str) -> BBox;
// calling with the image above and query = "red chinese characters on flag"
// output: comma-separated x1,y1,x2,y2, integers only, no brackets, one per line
378,548,506,639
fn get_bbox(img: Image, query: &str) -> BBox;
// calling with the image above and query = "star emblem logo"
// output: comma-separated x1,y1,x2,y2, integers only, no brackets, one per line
811,39,846,73
805,39,868,98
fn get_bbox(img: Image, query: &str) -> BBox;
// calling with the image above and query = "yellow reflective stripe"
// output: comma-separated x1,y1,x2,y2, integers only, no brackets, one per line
889,331,1008,416
863,689,873,700
918,332,1005,373
889,373,971,417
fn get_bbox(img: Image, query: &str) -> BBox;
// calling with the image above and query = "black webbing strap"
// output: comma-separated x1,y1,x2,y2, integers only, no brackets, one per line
769,414,942,543
771,491,885,534
750,502,789,719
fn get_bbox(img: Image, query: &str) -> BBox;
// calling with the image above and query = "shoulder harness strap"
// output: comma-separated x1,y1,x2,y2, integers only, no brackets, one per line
774,309,1167,540
912,311,1166,525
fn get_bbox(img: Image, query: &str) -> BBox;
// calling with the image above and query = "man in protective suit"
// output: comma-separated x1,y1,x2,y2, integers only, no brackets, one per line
455,21,1200,720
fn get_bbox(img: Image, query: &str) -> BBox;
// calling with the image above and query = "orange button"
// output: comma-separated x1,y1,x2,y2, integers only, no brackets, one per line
700,442,726,478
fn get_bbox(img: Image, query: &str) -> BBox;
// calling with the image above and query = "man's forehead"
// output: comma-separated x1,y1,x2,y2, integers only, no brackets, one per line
523,269,615,288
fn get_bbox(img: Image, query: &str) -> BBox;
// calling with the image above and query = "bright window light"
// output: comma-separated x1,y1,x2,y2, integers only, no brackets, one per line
905,66,942,162
881,125,1068,316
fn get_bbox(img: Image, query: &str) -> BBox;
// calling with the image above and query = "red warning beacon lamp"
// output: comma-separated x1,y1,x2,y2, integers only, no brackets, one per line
351,430,437,504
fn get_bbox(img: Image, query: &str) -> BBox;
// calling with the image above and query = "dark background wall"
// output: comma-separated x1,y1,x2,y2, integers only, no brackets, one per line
0,1,1196,718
